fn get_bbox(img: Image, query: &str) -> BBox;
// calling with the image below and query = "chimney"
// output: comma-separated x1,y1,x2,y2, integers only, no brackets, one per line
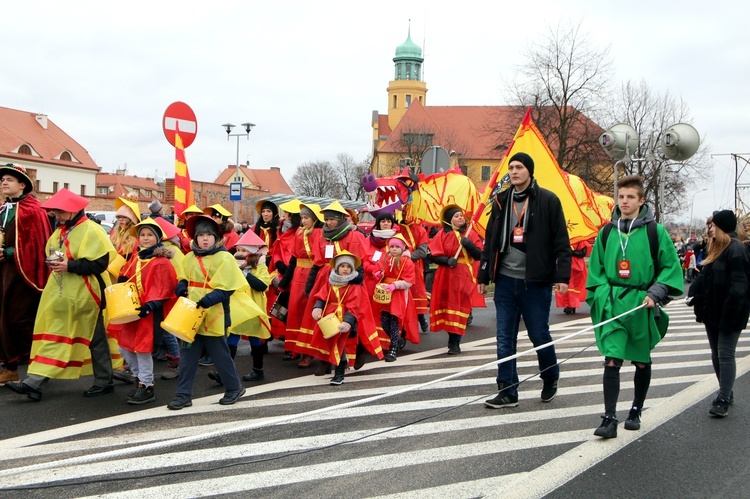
35,114,48,130
271,167,280,171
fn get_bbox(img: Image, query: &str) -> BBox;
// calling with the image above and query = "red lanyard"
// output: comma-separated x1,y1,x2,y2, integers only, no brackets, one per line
512,198,528,227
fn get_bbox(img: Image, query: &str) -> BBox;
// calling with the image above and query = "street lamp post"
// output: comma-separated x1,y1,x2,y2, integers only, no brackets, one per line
222,122,255,222
689,188,707,237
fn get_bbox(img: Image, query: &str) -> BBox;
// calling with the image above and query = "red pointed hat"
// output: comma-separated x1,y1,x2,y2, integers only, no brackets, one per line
236,229,266,249
41,188,89,212
153,216,181,239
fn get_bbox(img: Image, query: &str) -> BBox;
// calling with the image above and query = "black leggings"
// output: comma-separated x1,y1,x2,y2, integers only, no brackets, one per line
705,325,741,401
381,311,400,349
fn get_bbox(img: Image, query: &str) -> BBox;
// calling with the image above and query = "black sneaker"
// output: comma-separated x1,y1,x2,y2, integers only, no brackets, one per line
127,384,155,405
241,370,265,382
418,314,429,332
541,379,558,402
207,371,223,385
330,372,345,385
127,378,141,397
167,395,192,410
219,387,246,405
385,350,397,363
624,407,641,430
484,391,519,408
710,398,730,418
594,416,618,438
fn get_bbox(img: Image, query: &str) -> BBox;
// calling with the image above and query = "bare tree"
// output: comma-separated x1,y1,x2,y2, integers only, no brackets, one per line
502,19,613,193
334,153,369,202
605,80,709,222
290,161,342,198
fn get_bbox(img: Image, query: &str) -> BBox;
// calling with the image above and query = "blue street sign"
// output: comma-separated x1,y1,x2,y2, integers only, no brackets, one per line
229,182,242,201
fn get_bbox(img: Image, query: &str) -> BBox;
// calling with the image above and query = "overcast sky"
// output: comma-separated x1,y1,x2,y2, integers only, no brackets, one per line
3,0,747,223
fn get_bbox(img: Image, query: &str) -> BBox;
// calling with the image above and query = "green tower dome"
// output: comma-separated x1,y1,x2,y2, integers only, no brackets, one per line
394,30,423,61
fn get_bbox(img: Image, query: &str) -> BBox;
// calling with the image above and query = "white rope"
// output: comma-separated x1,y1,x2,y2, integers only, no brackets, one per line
0,303,647,480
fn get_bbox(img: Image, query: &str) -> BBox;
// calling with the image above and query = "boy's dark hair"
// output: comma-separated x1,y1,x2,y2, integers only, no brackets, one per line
617,175,645,199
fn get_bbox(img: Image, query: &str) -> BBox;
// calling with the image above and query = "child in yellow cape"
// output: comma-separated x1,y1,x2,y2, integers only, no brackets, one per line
167,216,265,410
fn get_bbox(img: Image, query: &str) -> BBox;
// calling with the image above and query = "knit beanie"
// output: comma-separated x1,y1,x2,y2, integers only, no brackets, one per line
323,210,345,222
194,219,220,238
261,201,278,217
138,224,162,243
508,152,535,177
712,210,737,234
443,206,462,225
300,206,315,219
148,199,163,214
334,254,356,273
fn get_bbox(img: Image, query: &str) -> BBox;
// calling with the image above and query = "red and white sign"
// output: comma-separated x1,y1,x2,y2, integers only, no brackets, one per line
162,101,198,148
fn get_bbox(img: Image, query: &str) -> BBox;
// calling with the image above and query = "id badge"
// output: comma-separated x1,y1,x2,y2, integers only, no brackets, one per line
618,259,631,279
513,226,524,244
325,244,334,259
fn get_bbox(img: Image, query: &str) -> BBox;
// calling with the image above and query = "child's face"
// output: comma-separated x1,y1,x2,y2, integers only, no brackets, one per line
337,263,353,276
197,233,216,249
138,229,158,249
388,243,404,257
301,214,314,229
235,247,249,260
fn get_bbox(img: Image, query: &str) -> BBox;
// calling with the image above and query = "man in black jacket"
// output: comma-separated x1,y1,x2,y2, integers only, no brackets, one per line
478,152,571,408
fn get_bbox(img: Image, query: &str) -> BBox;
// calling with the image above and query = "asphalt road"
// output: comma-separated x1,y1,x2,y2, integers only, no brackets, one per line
1,289,749,498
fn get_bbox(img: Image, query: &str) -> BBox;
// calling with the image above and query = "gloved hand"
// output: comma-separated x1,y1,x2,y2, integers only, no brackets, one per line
312,308,323,321
460,236,471,248
373,270,383,280
175,280,188,297
195,298,208,309
447,258,458,268
135,304,152,318
384,283,397,293
337,322,352,333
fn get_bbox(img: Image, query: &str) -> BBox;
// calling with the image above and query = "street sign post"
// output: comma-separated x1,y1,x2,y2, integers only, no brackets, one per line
163,102,198,148
229,182,242,202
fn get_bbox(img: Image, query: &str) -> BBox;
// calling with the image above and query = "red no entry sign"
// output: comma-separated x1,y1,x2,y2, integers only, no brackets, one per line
163,101,198,148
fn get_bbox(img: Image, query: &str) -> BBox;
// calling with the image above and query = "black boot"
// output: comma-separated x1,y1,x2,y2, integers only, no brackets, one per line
330,360,346,385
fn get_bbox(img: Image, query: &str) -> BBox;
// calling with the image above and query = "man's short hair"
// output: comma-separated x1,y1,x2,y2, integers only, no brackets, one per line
617,175,645,199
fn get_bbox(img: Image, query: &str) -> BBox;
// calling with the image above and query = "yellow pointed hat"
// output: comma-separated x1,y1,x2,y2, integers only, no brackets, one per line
279,199,302,214
321,200,349,217
114,196,142,224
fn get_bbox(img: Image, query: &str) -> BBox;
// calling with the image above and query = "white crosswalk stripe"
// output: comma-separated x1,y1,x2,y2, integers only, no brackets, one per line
1,301,748,497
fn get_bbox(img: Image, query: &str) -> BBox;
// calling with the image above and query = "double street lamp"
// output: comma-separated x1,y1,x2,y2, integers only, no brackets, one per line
222,121,255,221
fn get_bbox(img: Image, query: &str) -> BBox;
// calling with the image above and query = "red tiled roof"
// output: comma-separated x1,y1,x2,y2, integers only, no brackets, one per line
214,166,294,195
377,100,604,163
0,106,99,171
96,173,162,200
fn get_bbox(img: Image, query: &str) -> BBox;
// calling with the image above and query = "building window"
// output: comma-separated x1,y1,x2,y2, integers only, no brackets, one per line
60,151,72,162
406,64,412,80
52,182,59,193
80,185,86,196
405,95,412,107
36,180,41,192
98,187,108,195
64,183,69,190
459,164,468,176
482,165,491,181
18,144,31,155
392,95,397,109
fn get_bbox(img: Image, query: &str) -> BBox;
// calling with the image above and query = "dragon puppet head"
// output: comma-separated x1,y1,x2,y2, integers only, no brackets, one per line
361,168,419,217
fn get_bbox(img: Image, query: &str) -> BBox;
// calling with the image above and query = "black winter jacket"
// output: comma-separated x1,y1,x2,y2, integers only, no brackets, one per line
478,182,571,285
694,239,750,331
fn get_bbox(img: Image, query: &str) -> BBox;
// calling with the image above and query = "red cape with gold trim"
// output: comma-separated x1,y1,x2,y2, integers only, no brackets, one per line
13,195,52,291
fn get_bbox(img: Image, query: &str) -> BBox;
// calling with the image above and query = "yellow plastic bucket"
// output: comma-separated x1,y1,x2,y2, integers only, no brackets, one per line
107,253,127,281
317,312,342,339
161,297,207,343
105,282,141,325
373,283,392,304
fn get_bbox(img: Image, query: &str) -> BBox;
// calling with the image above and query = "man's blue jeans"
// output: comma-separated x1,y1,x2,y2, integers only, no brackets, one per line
494,274,559,397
